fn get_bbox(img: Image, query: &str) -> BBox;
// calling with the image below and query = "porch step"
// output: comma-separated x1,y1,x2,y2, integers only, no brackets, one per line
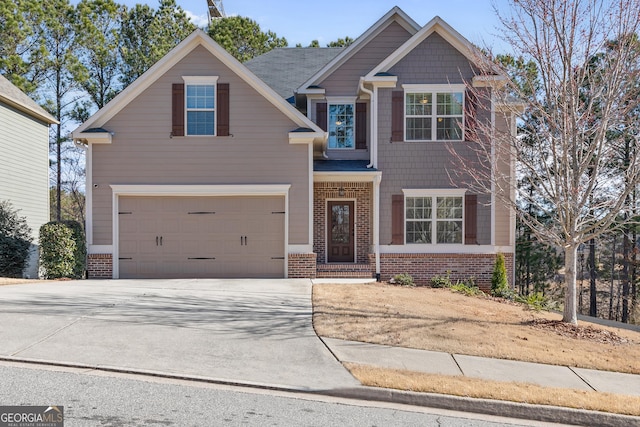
316,263,373,279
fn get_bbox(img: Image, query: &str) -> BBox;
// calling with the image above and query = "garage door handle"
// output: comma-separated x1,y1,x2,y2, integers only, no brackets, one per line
160,236,163,246
156,236,158,246
244,236,247,246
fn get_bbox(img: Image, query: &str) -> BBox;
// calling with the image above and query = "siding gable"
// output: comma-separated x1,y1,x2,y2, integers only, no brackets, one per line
318,21,414,96
388,32,476,84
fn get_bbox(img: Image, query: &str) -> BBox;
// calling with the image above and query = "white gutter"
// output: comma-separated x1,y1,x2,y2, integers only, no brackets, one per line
359,78,376,169
373,174,381,280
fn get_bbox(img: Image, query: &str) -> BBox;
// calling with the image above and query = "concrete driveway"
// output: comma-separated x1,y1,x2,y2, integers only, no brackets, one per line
0,279,359,390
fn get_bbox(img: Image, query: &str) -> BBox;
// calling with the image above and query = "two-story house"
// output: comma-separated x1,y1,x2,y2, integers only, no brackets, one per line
74,7,516,288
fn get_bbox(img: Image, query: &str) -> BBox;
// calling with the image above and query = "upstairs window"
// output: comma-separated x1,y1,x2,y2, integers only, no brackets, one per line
183,76,218,136
403,85,464,141
328,102,355,149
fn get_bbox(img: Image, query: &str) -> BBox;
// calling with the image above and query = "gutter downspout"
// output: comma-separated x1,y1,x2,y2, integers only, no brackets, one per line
360,78,381,281
359,78,376,169
373,174,381,281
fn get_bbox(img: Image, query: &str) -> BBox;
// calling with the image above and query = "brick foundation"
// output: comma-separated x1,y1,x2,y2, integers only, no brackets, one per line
87,254,113,278
288,253,317,278
371,252,515,292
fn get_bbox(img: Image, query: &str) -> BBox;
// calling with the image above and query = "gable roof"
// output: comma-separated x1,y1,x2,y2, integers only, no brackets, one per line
73,29,324,137
245,47,344,101
365,16,504,80
0,74,58,124
296,6,421,93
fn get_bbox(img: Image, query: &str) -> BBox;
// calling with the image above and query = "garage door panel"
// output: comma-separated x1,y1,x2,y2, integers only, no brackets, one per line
118,195,286,279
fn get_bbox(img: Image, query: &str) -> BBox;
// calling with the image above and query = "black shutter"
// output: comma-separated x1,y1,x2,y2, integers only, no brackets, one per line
391,194,404,244
172,83,184,137
465,194,478,244
316,102,327,131
391,91,404,142
217,83,230,136
356,102,367,149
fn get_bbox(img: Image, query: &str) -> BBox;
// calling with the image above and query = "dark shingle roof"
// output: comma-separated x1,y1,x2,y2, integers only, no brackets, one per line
245,48,344,100
313,160,377,172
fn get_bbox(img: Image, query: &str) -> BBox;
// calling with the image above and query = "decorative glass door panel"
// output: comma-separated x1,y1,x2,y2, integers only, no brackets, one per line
327,201,354,262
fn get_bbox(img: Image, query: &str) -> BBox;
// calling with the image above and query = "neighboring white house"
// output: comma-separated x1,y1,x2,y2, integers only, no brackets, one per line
0,74,58,278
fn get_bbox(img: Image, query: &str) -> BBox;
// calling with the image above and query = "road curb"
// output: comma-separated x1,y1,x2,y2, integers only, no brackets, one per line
2,356,639,426
324,387,640,427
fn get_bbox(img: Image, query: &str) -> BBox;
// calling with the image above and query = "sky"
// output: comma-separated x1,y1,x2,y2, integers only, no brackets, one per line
115,0,514,53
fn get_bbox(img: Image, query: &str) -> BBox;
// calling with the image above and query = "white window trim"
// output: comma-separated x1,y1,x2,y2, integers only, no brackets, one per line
402,84,465,142
326,96,357,150
402,189,466,246
182,76,219,137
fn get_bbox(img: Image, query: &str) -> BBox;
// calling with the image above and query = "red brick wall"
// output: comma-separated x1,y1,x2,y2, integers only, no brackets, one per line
288,253,317,278
87,254,112,278
371,252,515,291
314,182,372,264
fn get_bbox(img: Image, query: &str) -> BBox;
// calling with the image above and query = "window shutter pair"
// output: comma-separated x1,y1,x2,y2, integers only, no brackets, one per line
171,83,230,137
315,102,368,149
390,193,478,244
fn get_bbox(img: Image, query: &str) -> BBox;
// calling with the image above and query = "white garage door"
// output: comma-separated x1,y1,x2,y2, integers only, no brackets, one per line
118,196,285,278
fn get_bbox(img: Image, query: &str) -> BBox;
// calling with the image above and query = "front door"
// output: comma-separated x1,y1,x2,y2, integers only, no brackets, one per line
327,201,355,263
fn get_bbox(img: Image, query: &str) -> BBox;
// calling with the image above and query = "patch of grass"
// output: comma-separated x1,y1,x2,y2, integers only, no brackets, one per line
313,283,640,374
449,281,483,296
345,363,640,417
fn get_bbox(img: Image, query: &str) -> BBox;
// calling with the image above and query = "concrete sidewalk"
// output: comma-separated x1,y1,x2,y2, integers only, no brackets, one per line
322,337,640,396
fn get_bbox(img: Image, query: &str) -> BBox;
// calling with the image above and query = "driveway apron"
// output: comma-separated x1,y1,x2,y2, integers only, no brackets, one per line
0,279,359,390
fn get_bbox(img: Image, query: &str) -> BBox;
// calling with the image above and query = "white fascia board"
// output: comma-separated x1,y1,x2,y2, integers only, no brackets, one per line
289,131,325,145
325,96,358,104
73,131,112,144
472,75,507,88
314,171,382,183
402,188,467,197
74,29,322,135
402,83,466,92
366,17,502,80
364,75,398,88
296,7,420,93
297,87,326,95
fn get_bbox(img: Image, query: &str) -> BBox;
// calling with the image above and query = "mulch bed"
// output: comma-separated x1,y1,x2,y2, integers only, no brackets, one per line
528,319,631,345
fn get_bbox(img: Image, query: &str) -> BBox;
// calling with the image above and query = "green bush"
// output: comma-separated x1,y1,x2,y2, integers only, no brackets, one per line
449,280,484,296
516,292,558,311
40,221,86,279
430,271,453,288
491,253,510,297
391,273,415,287
0,200,33,277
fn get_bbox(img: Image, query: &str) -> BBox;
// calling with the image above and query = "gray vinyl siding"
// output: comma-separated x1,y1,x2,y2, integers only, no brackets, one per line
0,103,50,277
378,32,493,245
92,45,310,245
494,112,513,246
319,21,413,96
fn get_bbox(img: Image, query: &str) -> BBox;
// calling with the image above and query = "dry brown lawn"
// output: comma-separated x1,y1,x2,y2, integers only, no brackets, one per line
346,363,640,417
0,278,42,286
314,283,640,415
313,283,640,374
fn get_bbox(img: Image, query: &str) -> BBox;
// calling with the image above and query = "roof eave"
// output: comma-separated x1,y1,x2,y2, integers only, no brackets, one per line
0,95,58,125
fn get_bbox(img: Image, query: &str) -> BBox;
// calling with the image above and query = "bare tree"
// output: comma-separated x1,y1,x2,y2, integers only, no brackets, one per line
456,0,640,324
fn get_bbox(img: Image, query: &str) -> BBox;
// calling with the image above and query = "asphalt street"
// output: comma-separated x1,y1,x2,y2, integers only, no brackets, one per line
0,362,565,427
